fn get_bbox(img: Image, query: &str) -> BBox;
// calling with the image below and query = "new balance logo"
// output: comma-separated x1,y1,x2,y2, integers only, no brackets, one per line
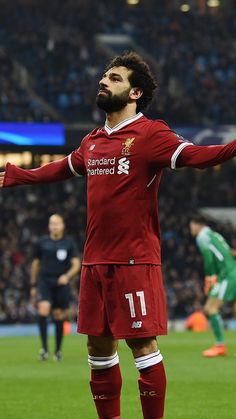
117,157,130,174
93,394,107,400
140,390,157,397
131,321,142,329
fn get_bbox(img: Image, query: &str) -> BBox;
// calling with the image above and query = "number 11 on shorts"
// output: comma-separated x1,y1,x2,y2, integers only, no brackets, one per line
125,291,147,318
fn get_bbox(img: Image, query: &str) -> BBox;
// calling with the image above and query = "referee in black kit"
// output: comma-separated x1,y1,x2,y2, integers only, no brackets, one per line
30,214,81,361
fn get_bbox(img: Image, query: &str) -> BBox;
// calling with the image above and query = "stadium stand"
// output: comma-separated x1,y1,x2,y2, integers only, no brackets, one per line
0,47,55,122
0,0,236,124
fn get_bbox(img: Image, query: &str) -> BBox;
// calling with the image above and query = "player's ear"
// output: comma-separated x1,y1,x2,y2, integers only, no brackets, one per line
130,87,143,100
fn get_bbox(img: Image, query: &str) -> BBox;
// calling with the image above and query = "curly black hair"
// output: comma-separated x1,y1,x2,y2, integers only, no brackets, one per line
105,52,158,112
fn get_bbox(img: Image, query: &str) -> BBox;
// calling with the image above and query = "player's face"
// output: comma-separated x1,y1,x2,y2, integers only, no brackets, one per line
189,221,200,237
96,66,133,113
48,215,65,238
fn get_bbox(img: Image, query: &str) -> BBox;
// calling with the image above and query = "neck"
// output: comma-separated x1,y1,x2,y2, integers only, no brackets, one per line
105,107,138,128
196,225,208,237
50,233,63,240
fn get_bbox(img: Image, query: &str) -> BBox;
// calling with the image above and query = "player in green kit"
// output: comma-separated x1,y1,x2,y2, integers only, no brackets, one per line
190,215,236,357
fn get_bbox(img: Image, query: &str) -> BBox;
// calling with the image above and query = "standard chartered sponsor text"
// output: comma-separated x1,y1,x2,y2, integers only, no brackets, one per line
88,157,116,166
87,157,116,176
87,167,115,176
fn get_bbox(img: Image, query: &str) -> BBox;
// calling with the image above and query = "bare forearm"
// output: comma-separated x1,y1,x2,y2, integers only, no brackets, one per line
30,259,41,286
66,258,81,280
58,258,81,285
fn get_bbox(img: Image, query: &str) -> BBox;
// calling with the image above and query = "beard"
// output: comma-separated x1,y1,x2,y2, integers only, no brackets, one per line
96,87,131,113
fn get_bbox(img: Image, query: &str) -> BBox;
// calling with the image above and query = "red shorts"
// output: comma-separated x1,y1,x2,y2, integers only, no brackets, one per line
77,264,167,339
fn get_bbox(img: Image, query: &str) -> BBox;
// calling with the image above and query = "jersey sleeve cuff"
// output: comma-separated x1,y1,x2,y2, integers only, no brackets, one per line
68,154,82,177
171,142,193,169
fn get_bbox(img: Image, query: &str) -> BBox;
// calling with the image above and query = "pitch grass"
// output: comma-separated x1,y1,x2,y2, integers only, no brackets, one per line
0,331,235,419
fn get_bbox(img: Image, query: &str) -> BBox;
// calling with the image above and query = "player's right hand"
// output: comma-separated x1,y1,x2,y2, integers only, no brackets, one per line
0,171,5,187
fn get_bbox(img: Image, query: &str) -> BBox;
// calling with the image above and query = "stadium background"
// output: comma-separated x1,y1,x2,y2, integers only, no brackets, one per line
0,0,236,329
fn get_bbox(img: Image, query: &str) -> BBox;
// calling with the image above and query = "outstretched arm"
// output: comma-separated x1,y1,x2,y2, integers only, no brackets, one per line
177,140,236,169
146,123,236,169
0,171,5,187
0,156,77,188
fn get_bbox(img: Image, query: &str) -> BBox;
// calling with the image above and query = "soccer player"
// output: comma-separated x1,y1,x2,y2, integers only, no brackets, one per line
1,52,236,418
30,214,80,361
189,215,236,357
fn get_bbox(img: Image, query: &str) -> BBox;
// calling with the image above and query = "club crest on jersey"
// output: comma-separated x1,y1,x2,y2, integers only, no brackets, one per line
121,137,135,155
56,249,67,261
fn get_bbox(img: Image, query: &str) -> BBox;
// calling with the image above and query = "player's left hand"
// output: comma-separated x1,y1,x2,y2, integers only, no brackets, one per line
204,275,218,295
57,274,69,285
231,248,236,257
0,171,5,187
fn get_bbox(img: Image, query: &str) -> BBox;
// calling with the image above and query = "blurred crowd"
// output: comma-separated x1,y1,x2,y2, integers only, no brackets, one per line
1,161,236,324
0,47,52,122
0,0,236,124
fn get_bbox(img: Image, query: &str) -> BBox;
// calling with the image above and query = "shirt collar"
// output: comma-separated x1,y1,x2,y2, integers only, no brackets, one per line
104,112,143,135
196,226,210,241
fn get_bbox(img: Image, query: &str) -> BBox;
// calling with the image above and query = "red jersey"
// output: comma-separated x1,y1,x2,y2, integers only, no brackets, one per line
69,113,191,265
4,113,236,264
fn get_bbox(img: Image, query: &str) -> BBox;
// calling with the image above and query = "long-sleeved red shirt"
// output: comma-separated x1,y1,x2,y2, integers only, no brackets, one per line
3,114,236,264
